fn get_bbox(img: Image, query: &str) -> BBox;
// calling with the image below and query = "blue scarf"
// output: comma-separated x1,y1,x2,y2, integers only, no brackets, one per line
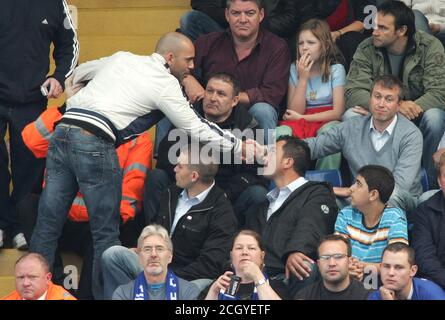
218,273,268,301
133,269,179,300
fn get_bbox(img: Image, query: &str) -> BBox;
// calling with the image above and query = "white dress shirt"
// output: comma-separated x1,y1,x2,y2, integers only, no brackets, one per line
369,115,397,152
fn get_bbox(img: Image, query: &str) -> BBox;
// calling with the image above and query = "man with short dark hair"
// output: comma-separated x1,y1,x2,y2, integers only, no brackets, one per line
306,74,423,213
368,243,445,300
182,0,291,144
345,0,445,188
335,165,408,282
247,135,338,297
294,234,370,300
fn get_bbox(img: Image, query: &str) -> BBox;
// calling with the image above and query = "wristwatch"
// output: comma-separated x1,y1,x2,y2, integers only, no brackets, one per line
255,278,267,287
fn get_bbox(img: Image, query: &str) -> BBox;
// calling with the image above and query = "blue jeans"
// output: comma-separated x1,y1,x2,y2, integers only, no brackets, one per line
102,245,140,300
233,185,268,227
416,108,445,189
248,103,278,145
30,124,122,299
180,10,224,41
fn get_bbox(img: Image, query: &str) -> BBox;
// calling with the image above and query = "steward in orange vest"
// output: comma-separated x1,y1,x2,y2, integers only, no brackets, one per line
2,281,76,300
22,106,153,224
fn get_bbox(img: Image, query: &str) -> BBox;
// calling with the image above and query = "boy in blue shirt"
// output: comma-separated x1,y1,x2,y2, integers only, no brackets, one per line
335,165,408,281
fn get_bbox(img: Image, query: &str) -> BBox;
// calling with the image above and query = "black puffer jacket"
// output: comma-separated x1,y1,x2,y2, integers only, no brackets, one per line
247,181,338,276
155,184,237,281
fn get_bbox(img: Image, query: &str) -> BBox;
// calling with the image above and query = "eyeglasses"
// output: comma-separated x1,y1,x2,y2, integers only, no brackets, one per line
141,246,169,254
318,253,348,261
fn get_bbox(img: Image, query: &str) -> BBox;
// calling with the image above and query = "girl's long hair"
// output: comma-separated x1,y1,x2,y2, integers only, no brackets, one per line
296,19,345,82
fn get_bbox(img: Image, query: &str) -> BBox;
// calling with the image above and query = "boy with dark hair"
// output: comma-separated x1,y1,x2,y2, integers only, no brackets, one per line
335,165,408,282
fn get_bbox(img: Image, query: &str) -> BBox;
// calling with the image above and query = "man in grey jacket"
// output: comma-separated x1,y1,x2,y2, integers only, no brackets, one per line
306,75,423,214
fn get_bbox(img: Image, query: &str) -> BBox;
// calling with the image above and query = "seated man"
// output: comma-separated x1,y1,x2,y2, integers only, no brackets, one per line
368,242,445,300
182,0,291,143
112,224,200,300
345,0,445,188
247,135,338,298
2,253,76,300
19,105,152,299
150,72,268,226
335,165,408,285
102,144,237,299
306,75,423,214
294,234,371,300
412,152,445,290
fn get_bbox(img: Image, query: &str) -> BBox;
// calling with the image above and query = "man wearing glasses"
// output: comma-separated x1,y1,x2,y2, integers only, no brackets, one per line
294,234,370,300
111,224,200,300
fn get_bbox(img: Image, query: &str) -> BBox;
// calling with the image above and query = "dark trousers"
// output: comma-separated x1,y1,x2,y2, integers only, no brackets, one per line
0,99,46,237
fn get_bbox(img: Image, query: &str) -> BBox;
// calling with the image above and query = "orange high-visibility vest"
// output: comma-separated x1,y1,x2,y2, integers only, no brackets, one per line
2,281,77,300
22,107,153,223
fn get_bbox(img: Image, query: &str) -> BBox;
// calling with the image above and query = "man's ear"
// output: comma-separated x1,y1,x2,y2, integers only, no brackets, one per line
397,25,408,37
259,8,265,23
369,189,380,202
165,52,175,67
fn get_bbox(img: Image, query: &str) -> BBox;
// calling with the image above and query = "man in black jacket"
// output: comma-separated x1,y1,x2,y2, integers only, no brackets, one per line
102,144,238,298
0,0,79,249
247,136,338,298
146,72,268,227
412,152,445,290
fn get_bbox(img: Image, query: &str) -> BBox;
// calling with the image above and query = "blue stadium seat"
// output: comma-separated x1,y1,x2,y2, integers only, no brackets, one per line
305,169,343,187
420,167,429,192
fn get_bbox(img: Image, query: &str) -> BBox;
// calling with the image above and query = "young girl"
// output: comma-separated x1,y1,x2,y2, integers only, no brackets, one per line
280,18,346,141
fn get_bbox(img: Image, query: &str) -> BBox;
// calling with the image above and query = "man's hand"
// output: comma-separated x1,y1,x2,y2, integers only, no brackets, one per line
242,139,266,163
334,187,352,198
352,106,370,116
182,75,205,103
349,258,365,281
379,286,396,300
42,77,63,99
285,252,314,281
430,23,441,34
64,75,85,99
399,101,423,120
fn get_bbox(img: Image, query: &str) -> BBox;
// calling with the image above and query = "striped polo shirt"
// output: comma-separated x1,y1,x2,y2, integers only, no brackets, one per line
335,206,408,263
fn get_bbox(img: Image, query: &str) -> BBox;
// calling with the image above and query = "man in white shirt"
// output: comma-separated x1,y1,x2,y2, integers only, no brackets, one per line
102,144,237,299
247,135,338,298
29,32,254,300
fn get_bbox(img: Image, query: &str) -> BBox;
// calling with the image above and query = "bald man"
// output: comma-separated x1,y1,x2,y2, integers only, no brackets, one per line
2,253,76,300
29,32,253,300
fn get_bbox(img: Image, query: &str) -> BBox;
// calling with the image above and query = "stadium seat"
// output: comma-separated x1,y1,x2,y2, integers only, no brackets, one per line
305,169,343,187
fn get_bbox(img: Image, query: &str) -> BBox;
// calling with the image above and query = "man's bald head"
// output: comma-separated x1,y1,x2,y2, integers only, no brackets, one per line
155,32,195,82
155,32,194,57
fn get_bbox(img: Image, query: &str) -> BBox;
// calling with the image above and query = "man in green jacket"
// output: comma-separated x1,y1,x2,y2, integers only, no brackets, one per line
345,0,445,188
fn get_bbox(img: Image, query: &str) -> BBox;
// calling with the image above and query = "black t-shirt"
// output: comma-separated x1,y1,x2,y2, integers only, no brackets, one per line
294,279,371,300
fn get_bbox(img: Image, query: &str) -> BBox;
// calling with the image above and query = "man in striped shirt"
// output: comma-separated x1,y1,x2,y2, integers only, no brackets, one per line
335,165,408,283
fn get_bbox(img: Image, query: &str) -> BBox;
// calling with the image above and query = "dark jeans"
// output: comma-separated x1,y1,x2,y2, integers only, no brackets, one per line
180,9,224,41
0,99,46,237
29,124,122,299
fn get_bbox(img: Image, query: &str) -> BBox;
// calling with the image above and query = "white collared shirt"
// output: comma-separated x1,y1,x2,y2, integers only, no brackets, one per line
23,291,47,300
170,181,215,234
369,115,398,152
266,177,308,221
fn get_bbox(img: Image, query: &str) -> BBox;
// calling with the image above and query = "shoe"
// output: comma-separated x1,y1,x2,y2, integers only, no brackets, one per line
0,229,4,248
12,233,28,250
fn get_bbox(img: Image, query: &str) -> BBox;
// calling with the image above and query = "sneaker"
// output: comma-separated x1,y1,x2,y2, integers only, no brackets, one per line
0,229,4,248
12,233,28,250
